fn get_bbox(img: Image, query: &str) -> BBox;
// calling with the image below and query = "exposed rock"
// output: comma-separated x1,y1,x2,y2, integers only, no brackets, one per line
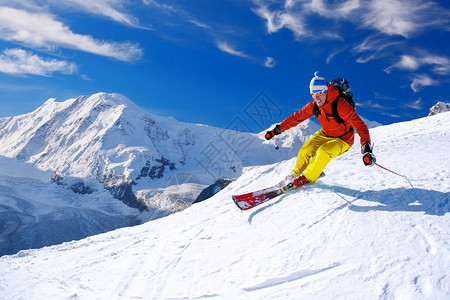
70,182,94,195
429,102,450,116
137,157,176,180
194,178,233,203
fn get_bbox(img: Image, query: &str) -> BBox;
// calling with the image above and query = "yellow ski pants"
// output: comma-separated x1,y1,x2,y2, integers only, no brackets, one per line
292,129,351,183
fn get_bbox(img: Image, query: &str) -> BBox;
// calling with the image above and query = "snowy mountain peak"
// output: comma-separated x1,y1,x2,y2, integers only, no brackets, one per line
0,93,136,174
429,101,450,116
0,92,315,214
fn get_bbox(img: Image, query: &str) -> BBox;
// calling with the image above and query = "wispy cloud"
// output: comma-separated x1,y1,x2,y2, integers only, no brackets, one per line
264,56,276,68
385,53,450,75
252,0,450,91
142,0,180,14
0,0,144,28
216,41,248,58
0,48,77,76
0,7,143,62
305,0,359,19
356,99,386,109
253,4,308,38
362,0,447,38
216,41,275,68
384,55,420,73
189,19,211,29
253,0,449,39
410,74,439,92
251,1,348,38
353,35,403,63
46,0,142,28
374,92,396,101
377,111,403,118
326,46,349,64
405,98,424,110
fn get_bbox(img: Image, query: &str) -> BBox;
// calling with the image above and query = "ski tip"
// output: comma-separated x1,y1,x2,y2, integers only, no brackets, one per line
231,196,244,211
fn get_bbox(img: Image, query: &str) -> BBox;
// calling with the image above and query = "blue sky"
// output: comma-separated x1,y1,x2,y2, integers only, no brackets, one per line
0,0,449,131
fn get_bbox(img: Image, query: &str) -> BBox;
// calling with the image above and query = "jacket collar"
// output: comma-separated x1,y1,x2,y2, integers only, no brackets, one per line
326,83,339,103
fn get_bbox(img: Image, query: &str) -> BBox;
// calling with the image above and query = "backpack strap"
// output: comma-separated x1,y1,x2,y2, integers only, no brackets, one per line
313,103,320,117
331,97,354,137
314,96,354,130
331,97,344,124
313,101,337,119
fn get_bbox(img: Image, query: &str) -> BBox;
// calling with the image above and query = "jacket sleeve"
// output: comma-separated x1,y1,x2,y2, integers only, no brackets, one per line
337,100,371,146
278,100,315,132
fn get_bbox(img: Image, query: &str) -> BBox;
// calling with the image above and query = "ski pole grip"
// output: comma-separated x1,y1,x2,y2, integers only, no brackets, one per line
265,131,274,140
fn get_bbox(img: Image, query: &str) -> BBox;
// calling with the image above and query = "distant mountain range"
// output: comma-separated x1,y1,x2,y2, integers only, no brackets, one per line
0,93,331,210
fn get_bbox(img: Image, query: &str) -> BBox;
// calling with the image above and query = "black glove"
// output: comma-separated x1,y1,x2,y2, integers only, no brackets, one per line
265,125,282,140
361,142,376,166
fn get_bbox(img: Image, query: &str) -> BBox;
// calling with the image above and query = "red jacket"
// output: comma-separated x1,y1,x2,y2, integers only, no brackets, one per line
279,83,371,146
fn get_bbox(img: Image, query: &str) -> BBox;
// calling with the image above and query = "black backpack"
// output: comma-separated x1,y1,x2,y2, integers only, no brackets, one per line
313,78,355,124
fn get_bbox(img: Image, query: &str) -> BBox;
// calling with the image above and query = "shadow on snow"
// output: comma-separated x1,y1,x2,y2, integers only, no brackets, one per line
247,184,449,224
316,184,450,216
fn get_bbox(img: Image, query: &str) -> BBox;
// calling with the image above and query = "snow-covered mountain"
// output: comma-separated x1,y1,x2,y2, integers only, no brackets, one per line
0,92,322,255
0,110,448,299
0,156,141,256
0,93,317,209
429,101,450,116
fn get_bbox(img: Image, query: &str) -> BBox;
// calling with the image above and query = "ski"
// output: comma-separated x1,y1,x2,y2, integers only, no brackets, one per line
232,173,325,211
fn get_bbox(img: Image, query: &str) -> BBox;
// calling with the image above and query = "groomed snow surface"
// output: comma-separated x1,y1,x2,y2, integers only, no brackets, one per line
1,112,449,299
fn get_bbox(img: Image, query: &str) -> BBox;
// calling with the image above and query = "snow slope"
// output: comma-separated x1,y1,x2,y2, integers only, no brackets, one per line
1,111,449,298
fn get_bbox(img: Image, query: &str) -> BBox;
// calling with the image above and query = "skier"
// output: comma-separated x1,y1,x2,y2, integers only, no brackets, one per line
265,72,376,187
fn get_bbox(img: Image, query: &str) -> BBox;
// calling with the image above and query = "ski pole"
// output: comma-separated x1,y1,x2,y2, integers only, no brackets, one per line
270,139,279,150
375,163,414,188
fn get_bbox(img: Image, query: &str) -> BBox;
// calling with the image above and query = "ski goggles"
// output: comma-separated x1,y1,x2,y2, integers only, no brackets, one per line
311,90,327,97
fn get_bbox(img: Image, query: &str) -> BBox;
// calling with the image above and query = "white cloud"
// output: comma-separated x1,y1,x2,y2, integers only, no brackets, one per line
374,92,396,101
0,48,77,76
326,47,349,64
142,0,178,13
421,55,450,75
189,19,211,29
0,7,143,62
363,0,447,38
410,74,438,92
1,0,142,28
47,0,140,27
384,55,420,73
81,74,92,81
253,0,360,39
354,35,403,54
405,98,423,110
385,53,450,75
395,55,420,70
264,56,276,68
356,99,385,109
252,0,449,40
363,0,417,38
253,4,308,38
216,41,248,58
252,0,353,39
305,0,360,18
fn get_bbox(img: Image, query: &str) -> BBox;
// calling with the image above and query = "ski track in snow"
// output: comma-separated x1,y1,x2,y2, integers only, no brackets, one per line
243,263,340,292
0,112,449,299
